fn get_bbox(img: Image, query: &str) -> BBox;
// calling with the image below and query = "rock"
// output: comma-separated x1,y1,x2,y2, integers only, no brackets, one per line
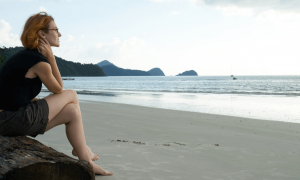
0,135,94,180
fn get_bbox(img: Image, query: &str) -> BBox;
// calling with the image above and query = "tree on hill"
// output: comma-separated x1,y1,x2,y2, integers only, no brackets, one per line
0,46,23,59
0,46,106,76
0,54,6,67
55,56,106,76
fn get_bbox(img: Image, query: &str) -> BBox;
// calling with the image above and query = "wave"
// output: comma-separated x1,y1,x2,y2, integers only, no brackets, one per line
41,89,300,97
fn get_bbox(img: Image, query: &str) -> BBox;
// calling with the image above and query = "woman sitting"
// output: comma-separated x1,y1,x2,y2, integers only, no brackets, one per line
0,12,113,176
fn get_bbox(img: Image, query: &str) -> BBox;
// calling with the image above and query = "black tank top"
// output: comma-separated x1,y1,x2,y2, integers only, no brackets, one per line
0,48,49,111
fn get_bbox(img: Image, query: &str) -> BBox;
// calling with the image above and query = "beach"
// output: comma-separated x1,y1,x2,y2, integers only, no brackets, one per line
36,100,300,180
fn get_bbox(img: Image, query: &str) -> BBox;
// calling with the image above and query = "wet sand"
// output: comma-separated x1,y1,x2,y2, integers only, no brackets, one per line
36,101,300,180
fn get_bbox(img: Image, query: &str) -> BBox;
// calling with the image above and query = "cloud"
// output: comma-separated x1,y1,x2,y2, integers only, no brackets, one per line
92,37,121,54
66,35,74,41
215,5,253,16
119,36,145,54
171,11,180,15
21,0,71,1
52,44,84,62
39,6,47,12
70,36,146,65
0,20,22,47
191,0,300,23
78,37,122,63
195,0,300,14
150,0,174,2
151,0,300,16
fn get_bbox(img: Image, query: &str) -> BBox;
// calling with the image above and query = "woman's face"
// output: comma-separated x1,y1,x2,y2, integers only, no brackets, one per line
44,20,62,47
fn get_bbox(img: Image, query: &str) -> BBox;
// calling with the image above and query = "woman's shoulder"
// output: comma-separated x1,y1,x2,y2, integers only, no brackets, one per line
7,48,35,59
13,48,48,63
2,48,49,70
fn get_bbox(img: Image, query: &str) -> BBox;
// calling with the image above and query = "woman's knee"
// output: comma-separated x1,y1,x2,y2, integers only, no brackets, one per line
64,103,81,122
63,89,79,104
46,103,81,131
45,89,80,121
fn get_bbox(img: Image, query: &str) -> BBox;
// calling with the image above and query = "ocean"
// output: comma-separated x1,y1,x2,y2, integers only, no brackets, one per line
38,76,300,123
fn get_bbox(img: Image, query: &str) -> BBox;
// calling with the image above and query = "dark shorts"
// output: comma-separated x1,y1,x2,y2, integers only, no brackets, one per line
0,99,49,138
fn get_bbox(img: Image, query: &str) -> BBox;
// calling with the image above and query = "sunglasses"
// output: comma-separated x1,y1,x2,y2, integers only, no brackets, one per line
48,28,59,34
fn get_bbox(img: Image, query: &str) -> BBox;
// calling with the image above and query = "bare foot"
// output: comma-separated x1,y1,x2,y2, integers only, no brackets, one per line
72,146,99,161
91,162,113,176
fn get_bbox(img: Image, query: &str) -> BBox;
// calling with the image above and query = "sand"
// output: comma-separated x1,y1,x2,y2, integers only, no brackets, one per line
35,101,300,180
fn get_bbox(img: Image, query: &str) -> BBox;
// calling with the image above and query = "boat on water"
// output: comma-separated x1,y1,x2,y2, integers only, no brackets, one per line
230,74,237,80
230,64,237,79
62,77,75,80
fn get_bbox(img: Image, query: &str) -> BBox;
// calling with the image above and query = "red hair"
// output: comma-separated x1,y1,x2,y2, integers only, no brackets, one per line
21,12,54,49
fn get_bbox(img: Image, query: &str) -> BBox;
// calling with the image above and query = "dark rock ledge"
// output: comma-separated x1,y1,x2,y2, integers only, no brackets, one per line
0,135,94,180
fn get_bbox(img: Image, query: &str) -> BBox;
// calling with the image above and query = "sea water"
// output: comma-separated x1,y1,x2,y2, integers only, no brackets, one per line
38,76,300,123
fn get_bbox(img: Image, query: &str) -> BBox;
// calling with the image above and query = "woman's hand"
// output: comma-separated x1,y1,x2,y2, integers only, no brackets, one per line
37,38,54,61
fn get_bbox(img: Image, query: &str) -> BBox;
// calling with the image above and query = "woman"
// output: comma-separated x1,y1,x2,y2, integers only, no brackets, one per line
0,12,113,176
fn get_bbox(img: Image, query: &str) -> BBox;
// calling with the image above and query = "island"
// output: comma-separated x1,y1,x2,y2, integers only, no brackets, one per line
147,68,165,76
176,70,198,76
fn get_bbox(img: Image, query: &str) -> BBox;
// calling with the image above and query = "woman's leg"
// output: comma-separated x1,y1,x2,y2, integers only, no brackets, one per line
72,146,99,161
43,90,112,175
45,93,99,161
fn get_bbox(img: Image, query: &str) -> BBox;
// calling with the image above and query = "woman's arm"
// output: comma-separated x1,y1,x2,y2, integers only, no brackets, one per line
38,38,63,89
46,55,63,90
32,38,63,94
33,62,63,94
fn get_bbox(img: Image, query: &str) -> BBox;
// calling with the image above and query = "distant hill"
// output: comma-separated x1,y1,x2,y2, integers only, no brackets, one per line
55,56,106,76
97,60,114,67
97,60,151,76
147,68,165,76
0,46,106,76
0,47,24,60
176,70,198,76
100,64,150,76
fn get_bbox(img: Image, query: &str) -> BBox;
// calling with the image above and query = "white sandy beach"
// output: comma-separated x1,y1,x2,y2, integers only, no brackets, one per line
36,101,300,180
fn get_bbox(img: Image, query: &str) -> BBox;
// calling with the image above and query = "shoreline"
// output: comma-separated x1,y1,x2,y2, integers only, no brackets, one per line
36,101,300,180
80,99,300,125
39,91,300,124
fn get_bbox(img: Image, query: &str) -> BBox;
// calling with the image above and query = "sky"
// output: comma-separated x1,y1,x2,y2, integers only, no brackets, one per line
1,0,300,76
